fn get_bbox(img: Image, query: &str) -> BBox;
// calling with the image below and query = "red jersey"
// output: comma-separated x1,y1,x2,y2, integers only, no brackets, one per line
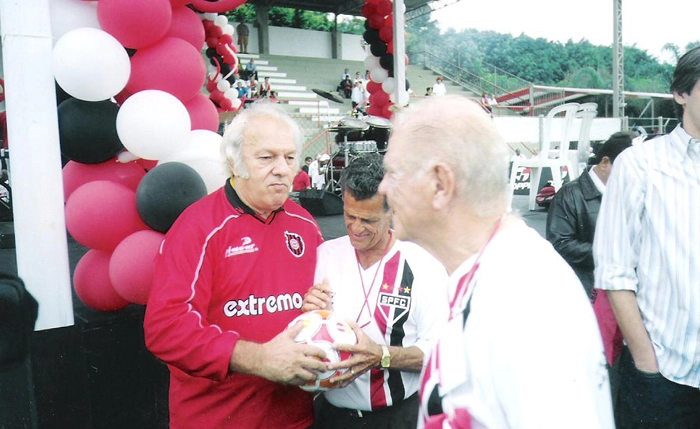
144,180,323,429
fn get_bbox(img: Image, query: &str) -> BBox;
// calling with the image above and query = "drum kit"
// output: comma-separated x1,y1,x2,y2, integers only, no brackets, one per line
312,88,393,195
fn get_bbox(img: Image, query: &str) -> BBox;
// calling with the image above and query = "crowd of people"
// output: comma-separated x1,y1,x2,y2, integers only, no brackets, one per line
142,46,700,429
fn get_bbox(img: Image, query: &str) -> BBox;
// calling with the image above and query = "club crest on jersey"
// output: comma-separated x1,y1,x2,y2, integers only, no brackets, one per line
284,231,305,257
378,292,410,325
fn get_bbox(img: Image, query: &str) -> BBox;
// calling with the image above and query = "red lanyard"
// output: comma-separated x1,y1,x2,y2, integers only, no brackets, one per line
355,230,393,326
448,215,504,321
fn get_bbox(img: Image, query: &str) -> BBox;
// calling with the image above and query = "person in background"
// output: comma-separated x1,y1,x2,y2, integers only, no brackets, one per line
546,131,633,368
431,76,446,96
594,46,700,429
236,21,250,54
302,156,313,174
303,153,448,429
292,167,311,192
379,95,614,429
144,102,327,429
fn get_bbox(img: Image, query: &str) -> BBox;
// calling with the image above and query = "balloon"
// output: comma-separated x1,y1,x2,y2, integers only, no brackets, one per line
49,0,100,43
214,15,229,27
383,15,394,29
370,40,387,57
366,79,382,94
370,67,388,84
52,28,131,102
126,37,206,103
382,77,396,94
136,162,207,232
165,6,206,50
65,180,149,251
363,29,380,45
160,130,229,193
97,0,172,49
364,54,381,71
109,229,165,305
170,0,191,6
184,93,220,132
381,103,393,119
58,98,124,164
376,0,393,16
368,14,385,30
372,90,390,107
116,90,191,160
367,103,382,116
190,0,246,13
379,53,394,71
62,157,147,200
74,249,130,312
379,26,393,43
361,3,375,17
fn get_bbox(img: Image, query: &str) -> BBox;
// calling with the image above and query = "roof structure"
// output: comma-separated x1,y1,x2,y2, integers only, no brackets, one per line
244,0,434,16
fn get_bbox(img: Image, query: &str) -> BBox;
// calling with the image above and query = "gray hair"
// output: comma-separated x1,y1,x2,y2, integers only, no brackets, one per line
220,102,304,178
391,95,510,217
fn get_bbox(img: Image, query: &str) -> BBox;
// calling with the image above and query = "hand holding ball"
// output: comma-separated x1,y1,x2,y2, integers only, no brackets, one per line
287,310,357,392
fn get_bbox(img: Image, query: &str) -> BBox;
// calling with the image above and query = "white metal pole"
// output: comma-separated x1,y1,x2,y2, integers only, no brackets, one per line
0,0,74,330
392,0,408,106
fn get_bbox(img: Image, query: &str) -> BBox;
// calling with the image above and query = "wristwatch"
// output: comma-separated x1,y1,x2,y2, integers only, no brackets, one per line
380,345,391,368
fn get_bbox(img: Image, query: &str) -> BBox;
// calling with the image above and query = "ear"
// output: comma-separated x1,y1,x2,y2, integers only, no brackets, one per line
430,162,455,210
673,90,687,105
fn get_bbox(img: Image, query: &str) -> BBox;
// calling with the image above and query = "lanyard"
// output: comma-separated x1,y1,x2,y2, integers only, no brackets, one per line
354,230,393,327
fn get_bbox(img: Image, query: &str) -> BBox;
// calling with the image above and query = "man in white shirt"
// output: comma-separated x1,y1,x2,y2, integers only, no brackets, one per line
379,95,614,429
303,153,447,429
594,46,700,429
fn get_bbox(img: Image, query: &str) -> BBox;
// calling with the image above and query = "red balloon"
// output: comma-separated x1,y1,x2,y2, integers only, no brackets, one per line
367,0,382,5
219,34,234,45
126,37,206,103
137,159,159,171
190,0,246,13
361,3,375,17
367,80,382,94
109,229,165,305
387,39,394,54
97,0,172,49
209,89,225,104
209,24,223,38
65,180,149,251
384,15,394,28
371,89,390,107
368,14,385,30
367,103,382,116
379,26,393,43
184,93,220,132
113,87,133,105
381,103,393,119
165,6,206,50
74,250,130,312
170,0,191,7
375,0,392,16
63,158,147,200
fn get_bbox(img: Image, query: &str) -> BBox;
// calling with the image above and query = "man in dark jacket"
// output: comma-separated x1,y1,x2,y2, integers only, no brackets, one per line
546,131,633,299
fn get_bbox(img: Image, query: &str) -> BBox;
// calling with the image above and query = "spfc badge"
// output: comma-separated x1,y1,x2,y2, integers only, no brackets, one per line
284,231,305,257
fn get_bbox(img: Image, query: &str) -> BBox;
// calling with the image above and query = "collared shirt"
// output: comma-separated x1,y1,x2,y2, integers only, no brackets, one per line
594,124,700,388
588,166,606,194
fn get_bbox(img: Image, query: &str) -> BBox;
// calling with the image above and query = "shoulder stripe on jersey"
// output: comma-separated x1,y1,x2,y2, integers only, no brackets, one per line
283,209,323,240
185,214,241,333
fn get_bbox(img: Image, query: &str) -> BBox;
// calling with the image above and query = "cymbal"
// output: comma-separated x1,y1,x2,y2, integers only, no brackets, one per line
312,88,345,104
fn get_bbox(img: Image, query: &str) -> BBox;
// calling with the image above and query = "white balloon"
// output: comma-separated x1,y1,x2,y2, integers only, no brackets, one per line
203,13,218,21
370,68,388,84
50,0,100,43
160,130,229,193
223,24,235,36
382,77,396,94
214,15,229,27
217,79,231,92
364,55,380,71
52,27,131,102
116,90,191,161
231,98,242,110
224,87,240,100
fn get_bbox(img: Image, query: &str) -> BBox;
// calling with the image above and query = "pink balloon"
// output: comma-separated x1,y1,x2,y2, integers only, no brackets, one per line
74,249,130,311
137,158,159,171
109,229,164,305
170,0,191,6
65,180,149,251
165,6,205,50
62,158,147,200
126,37,206,103
97,0,172,49
184,93,220,132
190,0,245,13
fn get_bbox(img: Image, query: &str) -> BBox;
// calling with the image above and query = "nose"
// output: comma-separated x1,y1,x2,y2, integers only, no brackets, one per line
272,155,292,176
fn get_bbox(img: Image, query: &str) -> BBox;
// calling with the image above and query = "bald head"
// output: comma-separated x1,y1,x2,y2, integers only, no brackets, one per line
389,95,510,216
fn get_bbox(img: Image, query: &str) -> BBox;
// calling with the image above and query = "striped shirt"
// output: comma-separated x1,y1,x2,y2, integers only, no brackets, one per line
593,124,700,388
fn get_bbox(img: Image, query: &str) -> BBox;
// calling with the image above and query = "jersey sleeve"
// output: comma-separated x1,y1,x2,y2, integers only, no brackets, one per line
144,219,240,382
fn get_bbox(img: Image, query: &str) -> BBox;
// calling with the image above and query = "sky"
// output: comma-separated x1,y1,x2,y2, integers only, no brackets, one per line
430,0,700,64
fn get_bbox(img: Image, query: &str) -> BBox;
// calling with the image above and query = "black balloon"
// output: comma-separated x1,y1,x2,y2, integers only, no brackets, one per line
57,98,123,164
364,18,373,30
136,162,207,233
370,41,387,57
363,29,380,45
55,82,72,106
379,53,394,71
